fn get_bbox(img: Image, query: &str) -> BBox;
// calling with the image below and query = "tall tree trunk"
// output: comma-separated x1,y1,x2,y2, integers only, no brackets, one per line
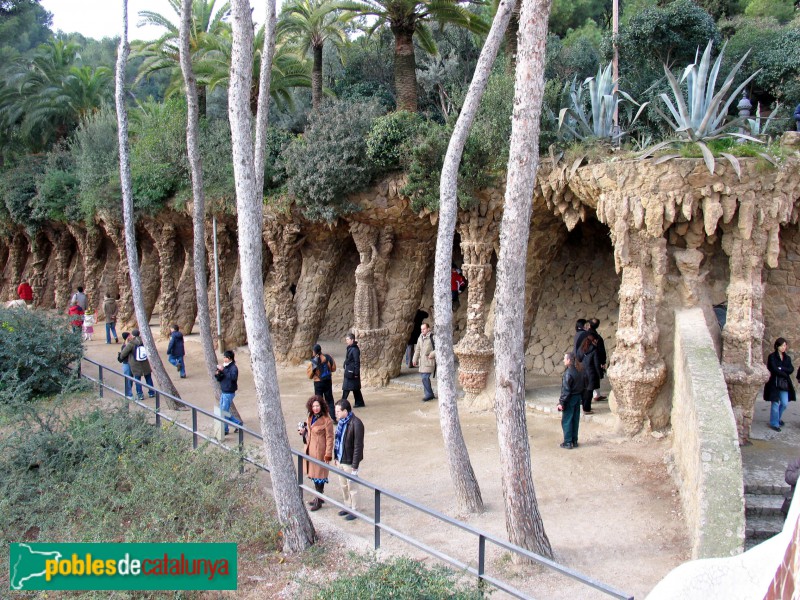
504,0,520,73
311,43,323,110
229,0,315,553
493,0,553,559
179,0,222,404
435,0,518,515
115,0,182,409
392,26,417,112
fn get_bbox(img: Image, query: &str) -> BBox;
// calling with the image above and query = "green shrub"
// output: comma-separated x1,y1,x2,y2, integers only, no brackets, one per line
744,0,795,24
314,556,486,599
73,105,120,219
366,111,423,172
281,100,382,222
0,404,281,573
33,143,82,223
0,155,46,234
0,308,83,403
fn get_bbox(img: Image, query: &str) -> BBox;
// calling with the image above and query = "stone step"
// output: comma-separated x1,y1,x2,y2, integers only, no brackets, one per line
744,483,791,496
745,516,784,541
745,493,786,517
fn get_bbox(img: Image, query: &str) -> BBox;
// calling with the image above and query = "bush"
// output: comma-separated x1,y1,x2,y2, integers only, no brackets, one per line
314,556,485,599
33,143,82,223
0,404,281,569
366,111,423,172
744,0,795,24
0,308,83,403
0,155,46,234
73,105,120,219
281,100,382,222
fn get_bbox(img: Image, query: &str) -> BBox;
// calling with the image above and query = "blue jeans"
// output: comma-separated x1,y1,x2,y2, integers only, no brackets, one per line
771,391,789,428
421,372,434,400
134,373,155,399
168,354,186,377
220,392,242,434
105,322,118,343
122,362,133,398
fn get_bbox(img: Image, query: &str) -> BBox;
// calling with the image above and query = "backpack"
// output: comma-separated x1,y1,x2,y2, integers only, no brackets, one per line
319,355,333,380
134,344,148,362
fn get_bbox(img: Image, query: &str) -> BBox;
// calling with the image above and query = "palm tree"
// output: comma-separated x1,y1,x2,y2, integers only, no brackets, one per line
277,0,349,109
133,0,231,116
338,0,489,111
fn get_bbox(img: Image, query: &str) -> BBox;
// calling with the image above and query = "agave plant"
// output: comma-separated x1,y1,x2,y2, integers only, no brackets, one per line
747,102,782,138
557,62,647,143
643,40,765,175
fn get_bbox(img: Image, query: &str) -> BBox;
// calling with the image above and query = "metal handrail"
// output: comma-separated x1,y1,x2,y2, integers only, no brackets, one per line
79,356,633,600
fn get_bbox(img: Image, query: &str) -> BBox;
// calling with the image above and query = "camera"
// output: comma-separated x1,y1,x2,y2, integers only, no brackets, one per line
297,421,307,431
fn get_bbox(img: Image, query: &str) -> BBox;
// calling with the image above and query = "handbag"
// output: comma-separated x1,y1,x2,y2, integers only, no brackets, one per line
777,377,790,391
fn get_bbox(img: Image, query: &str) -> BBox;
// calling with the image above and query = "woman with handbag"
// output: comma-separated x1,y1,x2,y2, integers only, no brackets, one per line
764,337,795,432
298,395,334,511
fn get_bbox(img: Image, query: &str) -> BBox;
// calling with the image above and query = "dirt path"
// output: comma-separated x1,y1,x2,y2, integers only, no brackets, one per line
85,330,688,599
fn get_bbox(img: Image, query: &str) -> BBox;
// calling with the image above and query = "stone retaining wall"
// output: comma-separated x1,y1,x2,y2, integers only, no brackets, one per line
671,307,744,559
764,225,800,363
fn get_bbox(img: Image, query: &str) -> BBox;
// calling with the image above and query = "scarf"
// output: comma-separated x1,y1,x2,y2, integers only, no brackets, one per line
334,412,352,462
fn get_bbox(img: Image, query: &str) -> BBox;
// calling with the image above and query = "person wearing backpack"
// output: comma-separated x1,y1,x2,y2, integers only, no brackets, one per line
215,350,243,436
412,322,436,402
307,343,337,419
117,331,133,398
167,324,186,378
119,328,155,401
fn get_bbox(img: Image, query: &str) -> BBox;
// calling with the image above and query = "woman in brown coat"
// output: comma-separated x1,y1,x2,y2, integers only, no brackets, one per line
298,395,334,511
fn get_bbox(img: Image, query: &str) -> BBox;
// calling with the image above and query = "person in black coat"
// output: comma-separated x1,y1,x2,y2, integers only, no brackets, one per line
341,332,365,408
764,337,795,432
167,324,186,378
557,352,585,449
577,334,602,414
589,318,607,401
573,318,589,355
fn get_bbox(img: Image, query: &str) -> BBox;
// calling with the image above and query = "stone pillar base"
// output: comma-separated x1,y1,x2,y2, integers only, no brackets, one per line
724,364,769,445
354,327,389,387
454,331,494,396
608,361,667,435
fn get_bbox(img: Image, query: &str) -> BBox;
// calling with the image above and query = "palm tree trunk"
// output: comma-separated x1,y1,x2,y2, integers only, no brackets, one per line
179,0,222,405
392,26,417,112
493,0,553,560
311,44,323,110
115,0,182,410
435,0,518,515
229,0,315,553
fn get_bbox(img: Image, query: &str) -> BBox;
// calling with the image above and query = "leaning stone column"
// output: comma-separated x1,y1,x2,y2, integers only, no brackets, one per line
4,231,29,302
149,221,180,338
454,203,499,396
721,225,771,445
67,222,105,311
264,219,304,362
598,193,668,435
30,232,50,307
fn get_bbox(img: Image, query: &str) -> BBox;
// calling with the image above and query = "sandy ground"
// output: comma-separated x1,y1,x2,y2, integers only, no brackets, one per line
84,328,689,600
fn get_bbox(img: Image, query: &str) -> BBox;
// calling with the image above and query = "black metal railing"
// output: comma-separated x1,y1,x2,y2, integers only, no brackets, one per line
80,356,633,600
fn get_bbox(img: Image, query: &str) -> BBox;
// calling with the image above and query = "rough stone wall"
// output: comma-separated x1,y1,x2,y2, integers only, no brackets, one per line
318,240,357,341
764,224,800,362
671,308,744,559
527,218,619,375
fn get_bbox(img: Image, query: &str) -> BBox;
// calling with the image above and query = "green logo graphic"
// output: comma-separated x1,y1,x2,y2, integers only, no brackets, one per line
9,543,237,591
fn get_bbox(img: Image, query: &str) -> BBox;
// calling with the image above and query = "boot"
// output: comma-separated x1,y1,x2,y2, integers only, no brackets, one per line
309,498,322,511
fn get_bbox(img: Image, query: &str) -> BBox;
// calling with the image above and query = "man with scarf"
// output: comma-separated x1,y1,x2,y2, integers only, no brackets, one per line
333,399,365,521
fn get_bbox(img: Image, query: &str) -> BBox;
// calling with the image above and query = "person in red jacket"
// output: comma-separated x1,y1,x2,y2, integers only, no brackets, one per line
68,300,84,334
450,264,466,308
17,281,33,305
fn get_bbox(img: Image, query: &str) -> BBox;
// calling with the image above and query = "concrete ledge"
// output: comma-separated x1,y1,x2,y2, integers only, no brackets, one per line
671,308,745,559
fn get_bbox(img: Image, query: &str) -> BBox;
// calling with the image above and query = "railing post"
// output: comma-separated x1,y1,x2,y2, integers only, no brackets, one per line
238,428,244,474
478,534,486,586
297,455,303,486
155,392,161,427
374,489,381,550
98,364,103,397
192,408,198,449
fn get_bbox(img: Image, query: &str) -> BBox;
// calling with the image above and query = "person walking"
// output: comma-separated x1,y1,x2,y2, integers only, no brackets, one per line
215,350,243,435
117,331,133,398
167,324,186,378
333,398,364,521
298,395,335,512
764,337,795,432
70,286,88,310
103,293,119,344
68,300,84,334
577,334,601,415
341,333,365,408
557,352,585,449
82,309,96,341
412,322,436,402
119,329,156,400
307,343,336,418
589,318,607,401
17,280,33,305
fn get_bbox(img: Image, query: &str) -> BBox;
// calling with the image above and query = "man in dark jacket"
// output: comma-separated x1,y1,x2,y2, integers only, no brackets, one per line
341,333,365,408
167,324,186,378
308,343,336,418
333,398,365,521
119,329,155,400
118,331,133,398
557,352,585,449
589,318,607,401
215,350,242,435
103,294,119,344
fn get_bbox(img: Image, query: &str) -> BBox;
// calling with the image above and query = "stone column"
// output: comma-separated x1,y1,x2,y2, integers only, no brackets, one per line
67,222,105,311
46,227,75,311
453,204,499,395
30,232,51,307
721,224,771,445
148,221,180,338
205,217,245,349
4,232,30,302
599,193,668,435
100,222,135,327
349,222,392,386
264,219,304,362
